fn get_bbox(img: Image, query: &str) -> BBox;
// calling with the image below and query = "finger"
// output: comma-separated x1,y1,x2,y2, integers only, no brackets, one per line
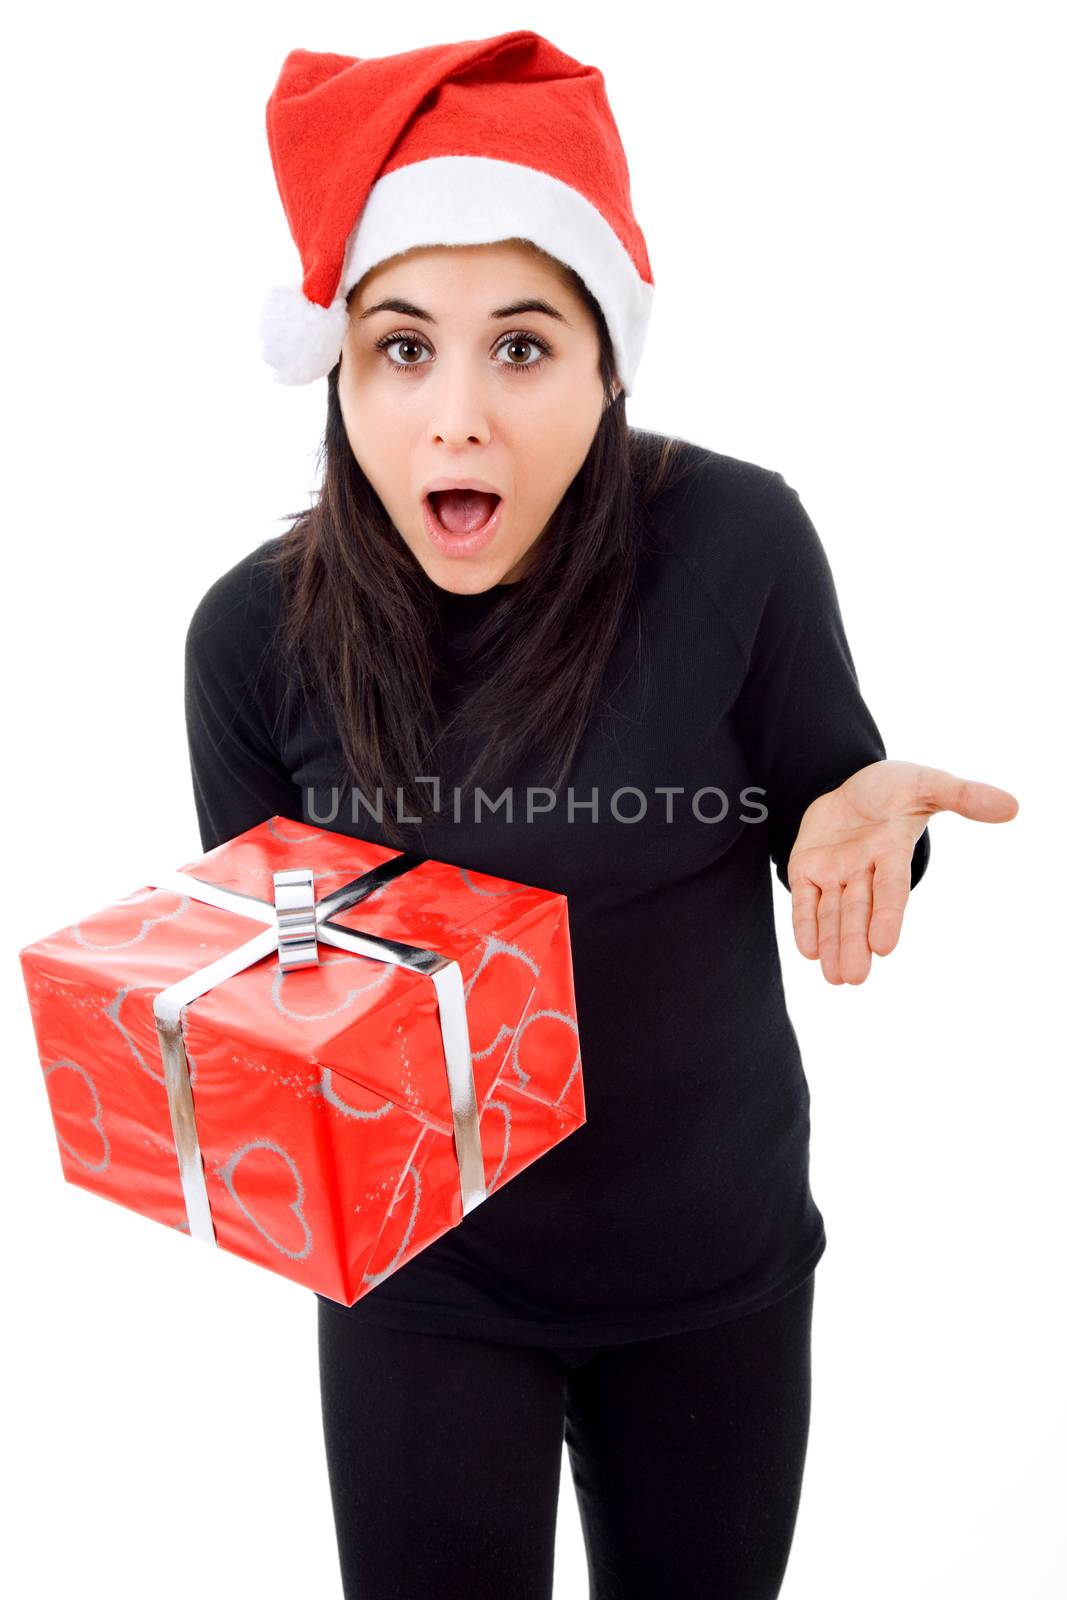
869,850,912,956
911,765,1020,823
839,870,875,984
816,880,844,985
791,874,821,959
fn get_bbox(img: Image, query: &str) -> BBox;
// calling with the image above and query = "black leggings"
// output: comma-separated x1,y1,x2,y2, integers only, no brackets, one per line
317,1273,815,1599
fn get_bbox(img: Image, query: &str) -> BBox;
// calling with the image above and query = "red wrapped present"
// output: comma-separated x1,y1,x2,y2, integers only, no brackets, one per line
18,817,585,1304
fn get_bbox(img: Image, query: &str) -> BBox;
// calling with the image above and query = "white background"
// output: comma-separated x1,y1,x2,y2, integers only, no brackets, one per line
4,3,1060,1595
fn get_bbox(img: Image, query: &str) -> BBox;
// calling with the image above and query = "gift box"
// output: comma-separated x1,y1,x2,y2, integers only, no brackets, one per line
18,817,585,1305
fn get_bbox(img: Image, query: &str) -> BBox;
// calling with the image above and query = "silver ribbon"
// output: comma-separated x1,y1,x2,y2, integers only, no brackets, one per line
148,851,487,1246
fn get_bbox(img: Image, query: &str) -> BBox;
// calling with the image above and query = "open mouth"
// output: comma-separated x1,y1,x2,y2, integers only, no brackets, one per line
422,489,505,558
426,489,502,536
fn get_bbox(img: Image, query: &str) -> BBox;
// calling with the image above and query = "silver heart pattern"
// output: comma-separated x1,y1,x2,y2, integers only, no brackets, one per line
43,1058,111,1173
71,887,190,950
215,1139,313,1261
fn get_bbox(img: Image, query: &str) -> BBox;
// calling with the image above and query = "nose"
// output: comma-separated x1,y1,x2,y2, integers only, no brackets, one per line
424,360,492,445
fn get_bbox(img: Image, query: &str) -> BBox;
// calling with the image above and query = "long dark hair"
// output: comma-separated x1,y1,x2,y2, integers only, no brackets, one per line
260,259,701,849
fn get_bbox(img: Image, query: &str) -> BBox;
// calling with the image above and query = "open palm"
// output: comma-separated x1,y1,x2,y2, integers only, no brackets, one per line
786,758,1018,984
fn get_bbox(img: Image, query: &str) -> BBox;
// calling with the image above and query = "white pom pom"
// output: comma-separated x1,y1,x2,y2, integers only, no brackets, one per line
257,283,349,385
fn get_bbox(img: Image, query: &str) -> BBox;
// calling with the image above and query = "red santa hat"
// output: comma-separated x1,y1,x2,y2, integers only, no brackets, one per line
257,30,654,396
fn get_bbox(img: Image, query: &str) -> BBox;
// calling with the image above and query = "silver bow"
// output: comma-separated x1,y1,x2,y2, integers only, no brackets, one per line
147,850,487,1246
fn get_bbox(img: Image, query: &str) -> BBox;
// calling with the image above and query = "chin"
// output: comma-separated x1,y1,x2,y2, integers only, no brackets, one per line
429,550,522,590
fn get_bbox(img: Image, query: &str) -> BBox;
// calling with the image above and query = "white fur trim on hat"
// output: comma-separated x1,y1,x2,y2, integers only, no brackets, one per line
258,155,654,393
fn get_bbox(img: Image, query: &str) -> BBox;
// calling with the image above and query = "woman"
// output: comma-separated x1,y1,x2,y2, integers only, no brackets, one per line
184,32,1017,1600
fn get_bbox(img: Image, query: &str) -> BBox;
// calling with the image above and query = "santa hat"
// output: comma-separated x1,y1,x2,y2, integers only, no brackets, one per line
257,30,654,396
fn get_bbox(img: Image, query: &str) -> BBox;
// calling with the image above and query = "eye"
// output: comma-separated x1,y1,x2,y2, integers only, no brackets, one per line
375,332,432,371
373,329,553,376
493,333,551,373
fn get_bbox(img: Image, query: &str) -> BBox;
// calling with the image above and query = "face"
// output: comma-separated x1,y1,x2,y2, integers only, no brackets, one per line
337,240,616,593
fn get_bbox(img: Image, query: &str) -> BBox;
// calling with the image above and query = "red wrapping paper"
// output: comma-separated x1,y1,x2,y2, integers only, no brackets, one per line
18,816,585,1304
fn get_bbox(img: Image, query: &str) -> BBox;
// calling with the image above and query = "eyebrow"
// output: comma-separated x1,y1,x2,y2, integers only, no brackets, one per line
357,296,570,327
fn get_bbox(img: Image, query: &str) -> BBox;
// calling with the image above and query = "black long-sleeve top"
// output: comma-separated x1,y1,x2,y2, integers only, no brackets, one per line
184,438,929,1345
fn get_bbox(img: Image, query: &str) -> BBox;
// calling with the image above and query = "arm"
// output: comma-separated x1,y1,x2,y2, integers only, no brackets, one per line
730,473,930,894
184,554,304,854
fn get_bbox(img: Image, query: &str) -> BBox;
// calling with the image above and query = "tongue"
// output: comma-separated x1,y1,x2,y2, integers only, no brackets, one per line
434,489,499,534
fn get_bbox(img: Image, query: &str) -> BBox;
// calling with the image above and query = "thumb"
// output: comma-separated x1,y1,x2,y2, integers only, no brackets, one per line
914,765,1020,823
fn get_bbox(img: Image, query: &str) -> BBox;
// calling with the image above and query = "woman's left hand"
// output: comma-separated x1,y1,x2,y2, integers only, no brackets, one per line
786,758,1018,984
